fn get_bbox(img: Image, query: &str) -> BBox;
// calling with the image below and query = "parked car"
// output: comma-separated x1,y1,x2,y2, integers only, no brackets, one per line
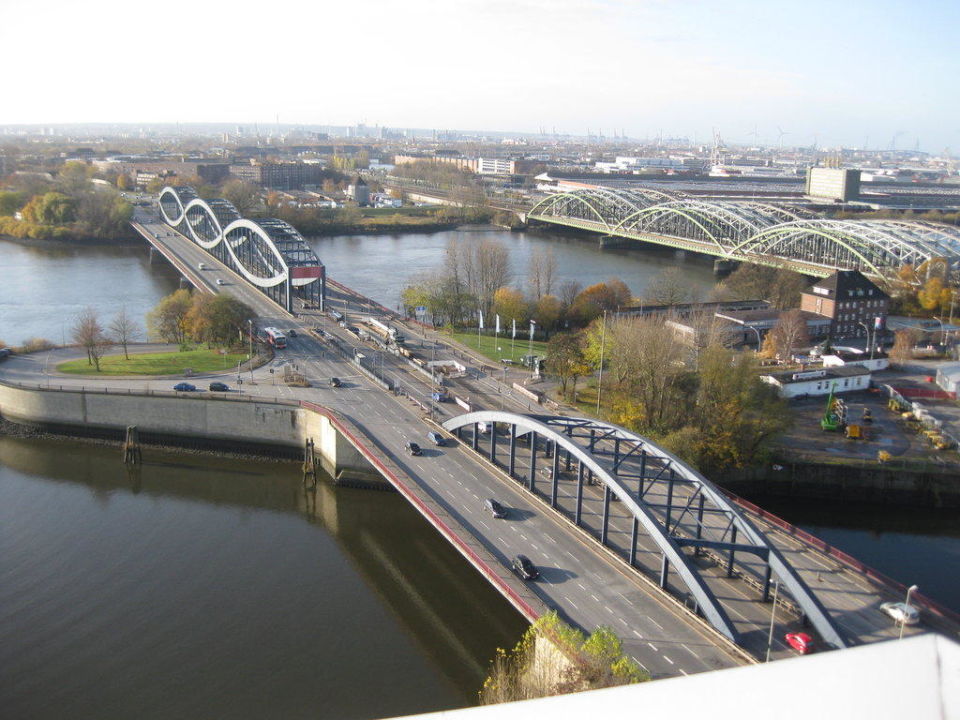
512,554,539,581
485,498,507,518
208,381,229,392
405,441,422,456
216,278,224,286
426,431,446,446
329,377,342,388
173,382,197,392
785,632,814,655
880,602,920,625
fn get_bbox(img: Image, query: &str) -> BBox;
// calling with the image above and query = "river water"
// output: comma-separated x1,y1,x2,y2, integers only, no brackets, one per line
1,229,959,717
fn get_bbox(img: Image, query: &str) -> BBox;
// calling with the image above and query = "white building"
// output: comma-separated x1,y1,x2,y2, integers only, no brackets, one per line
935,362,960,395
821,351,889,372
761,365,871,398
476,158,516,175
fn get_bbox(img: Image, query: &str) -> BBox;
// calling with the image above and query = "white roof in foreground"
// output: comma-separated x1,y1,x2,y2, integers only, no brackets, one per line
393,634,959,720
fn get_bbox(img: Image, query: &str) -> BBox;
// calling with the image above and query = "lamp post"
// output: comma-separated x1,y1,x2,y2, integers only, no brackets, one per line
765,580,780,662
899,584,919,640
746,325,762,352
248,319,253,360
857,321,875,360
596,310,607,414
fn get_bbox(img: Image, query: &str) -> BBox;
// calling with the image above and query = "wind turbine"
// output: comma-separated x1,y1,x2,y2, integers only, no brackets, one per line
777,126,789,152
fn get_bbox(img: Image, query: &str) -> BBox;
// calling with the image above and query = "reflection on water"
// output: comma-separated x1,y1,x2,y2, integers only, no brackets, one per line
0,436,526,720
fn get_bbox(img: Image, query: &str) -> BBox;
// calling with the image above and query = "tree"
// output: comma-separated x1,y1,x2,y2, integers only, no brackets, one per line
185,294,256,347
558,279,582,309
0,191,25,216
643,267,690,306
719,263,808,309
71,307,111,371
528,247,557,300
221,179,261,216
492,287,530,326
533,294,563,334
546,332,591,400
917,277,952,314
108,307,141,360
890,329,920,366
768,309,810,361
116,173,132,191
21,191,77,225
147,289,193,345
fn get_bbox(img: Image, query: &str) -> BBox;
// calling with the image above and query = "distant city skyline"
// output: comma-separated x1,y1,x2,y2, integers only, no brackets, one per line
2,0,957,153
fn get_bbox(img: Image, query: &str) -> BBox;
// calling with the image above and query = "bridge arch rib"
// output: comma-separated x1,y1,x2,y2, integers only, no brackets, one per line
157,186,326,312
442,410,847,650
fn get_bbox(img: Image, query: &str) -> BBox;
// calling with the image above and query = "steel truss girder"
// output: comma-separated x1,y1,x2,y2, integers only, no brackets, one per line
443,411,848,650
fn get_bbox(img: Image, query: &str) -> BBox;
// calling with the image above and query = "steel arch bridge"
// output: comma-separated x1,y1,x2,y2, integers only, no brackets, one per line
442,411,847,651
158,186,325,312
528,188,960,280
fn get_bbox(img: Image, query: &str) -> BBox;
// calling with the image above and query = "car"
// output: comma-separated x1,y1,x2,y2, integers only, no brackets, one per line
288,329,297,337
405,441,422,456
313,327,326,338
426,431,446,446
216,278,224,286
198,262,205,270
880,602,920,625
785,632,814,655
208,381,230,392
512,554,539,581
485,498,507,518
173,382,197,392
0,348,11,361
329,377,342,388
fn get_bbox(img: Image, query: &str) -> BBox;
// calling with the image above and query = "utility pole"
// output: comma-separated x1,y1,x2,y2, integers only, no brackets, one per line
596,310,607,414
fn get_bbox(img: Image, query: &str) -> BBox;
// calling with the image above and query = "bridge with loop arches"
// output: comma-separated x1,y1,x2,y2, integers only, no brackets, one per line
158,186,325,312
527,188,960,280
442,410,848,652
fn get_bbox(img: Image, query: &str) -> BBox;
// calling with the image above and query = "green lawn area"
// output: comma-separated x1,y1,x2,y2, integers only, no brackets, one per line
57,348,248,375
447,331,549,364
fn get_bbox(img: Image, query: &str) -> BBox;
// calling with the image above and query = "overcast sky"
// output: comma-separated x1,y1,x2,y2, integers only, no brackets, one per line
3,0,957,151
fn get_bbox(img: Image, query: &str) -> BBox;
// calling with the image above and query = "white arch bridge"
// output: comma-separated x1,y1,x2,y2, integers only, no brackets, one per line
443,410,848,652
528,188,960,281
158,186,325,312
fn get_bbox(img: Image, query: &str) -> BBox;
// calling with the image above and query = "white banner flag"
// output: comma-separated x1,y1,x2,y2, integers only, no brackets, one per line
529,320,536,340
512,318,516,339
478,310,484,329
495,314,501,334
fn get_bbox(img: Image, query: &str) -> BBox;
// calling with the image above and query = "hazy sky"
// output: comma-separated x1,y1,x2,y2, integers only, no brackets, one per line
3,0,957,151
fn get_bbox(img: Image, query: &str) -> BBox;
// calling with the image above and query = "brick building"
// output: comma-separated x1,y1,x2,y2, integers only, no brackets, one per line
800,270,889,338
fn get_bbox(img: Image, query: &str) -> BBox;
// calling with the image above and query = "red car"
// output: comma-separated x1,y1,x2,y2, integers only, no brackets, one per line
785,632,814,655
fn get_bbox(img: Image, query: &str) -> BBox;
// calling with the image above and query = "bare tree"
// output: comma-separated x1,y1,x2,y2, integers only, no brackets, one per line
643,267,690,306
558,279,582,309
458,238,510,316
768,309,810,361
71,307,111,371
108,307,142,360
528,247,558,300
890,329,920,367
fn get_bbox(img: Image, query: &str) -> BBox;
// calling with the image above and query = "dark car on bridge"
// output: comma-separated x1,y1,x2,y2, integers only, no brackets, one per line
329,377,342,387
512,555,539,581
208,381,230,392
485,498,507,518
173,382,197,392
405,441,422,456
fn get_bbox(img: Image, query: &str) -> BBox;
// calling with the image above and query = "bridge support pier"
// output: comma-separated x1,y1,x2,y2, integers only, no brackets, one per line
489,421,497,464
762,564,773,602
509,425,517,477
629,518,639,566
660,554,670,589
601,486,611,545
726,527,738,577
528,432,538,491
575,461,584,525
665,468,675,530
694,495,706,557
472,423,479,451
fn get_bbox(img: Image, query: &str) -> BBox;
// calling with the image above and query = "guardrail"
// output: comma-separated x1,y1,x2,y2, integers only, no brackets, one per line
723,487,960,628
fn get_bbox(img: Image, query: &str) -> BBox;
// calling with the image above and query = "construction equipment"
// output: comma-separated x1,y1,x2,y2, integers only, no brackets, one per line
845,424,862,439
820,385,846,431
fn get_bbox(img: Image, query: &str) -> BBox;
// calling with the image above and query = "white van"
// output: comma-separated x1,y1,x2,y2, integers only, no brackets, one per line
198,262,206,270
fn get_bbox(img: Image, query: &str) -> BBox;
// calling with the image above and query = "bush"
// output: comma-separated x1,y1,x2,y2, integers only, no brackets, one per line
18,337,56,353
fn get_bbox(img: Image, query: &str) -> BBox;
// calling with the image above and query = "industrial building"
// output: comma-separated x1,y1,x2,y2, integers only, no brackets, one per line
229,160,326,190
805,167,861,202
761,365,872,398
800,270,889,339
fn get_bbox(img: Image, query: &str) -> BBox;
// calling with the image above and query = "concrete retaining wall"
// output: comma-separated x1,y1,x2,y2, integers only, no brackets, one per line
0,381,368,477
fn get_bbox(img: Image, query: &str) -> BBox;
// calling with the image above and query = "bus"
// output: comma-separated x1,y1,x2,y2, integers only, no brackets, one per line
263,327,287,349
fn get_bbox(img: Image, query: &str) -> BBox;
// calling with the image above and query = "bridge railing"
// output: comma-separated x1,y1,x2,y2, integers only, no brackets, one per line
722,487,960,627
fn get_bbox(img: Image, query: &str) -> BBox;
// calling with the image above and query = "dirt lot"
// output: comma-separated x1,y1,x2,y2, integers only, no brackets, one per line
778,388,929,462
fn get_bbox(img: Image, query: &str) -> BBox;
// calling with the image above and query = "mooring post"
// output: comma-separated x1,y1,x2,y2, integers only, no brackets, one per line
303,438,317,489
122,425,142,465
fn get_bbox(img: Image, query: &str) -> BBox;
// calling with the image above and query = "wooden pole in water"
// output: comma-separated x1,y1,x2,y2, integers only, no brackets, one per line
303,438,317,489
123,426,142,465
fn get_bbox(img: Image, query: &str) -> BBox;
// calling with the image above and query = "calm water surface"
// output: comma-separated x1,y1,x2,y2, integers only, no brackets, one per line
0,437,527,719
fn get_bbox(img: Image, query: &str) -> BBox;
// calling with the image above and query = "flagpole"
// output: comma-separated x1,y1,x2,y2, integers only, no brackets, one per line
511,318,516,360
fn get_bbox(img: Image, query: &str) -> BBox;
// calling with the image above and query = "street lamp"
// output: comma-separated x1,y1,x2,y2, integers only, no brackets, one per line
596,310,607,414
857,321,876,360
900,584,919,640
745,325,762,352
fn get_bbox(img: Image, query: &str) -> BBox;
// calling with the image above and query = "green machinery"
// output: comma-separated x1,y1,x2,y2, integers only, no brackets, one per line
820,384,846,431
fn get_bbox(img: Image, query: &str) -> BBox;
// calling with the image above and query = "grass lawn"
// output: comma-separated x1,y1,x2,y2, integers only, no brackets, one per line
57,347,248,376
447,331,549,364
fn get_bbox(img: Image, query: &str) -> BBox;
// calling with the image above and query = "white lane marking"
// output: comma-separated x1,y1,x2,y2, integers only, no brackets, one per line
682,644,698,658
590,594,599,602
618,592,635,605
520,533,528,540
565,597,579,610
662,655,674,665
497,537,506,544
647,617,663,630
679,669,688,676
633,630,643,639
647,642,658,652
577,582,586,591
